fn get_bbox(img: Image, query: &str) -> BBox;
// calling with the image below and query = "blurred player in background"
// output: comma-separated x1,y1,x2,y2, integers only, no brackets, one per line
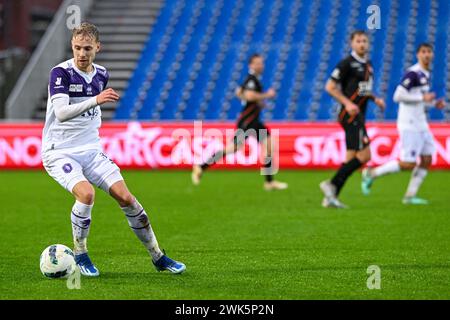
361,43,446,204
320,30,386,208
41,22,185,276
192,54,288,191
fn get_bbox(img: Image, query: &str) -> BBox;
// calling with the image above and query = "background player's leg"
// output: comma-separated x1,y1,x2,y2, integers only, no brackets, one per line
403,131,435,204
201,136,241,170
261,134,273,183
404,155,431,202
71,181,95,254
368,160,402,178
109,180,163,262
192,134,242,185
363,130,425,196
330,148,368,196
260,135,288,190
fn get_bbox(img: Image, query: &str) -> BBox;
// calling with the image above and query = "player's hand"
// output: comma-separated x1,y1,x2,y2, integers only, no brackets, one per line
235,87,244,99
374,97,386,110
96,88,120,105
423,92,436,103
265,88,276,99
344,101,360,116
435,98,446,110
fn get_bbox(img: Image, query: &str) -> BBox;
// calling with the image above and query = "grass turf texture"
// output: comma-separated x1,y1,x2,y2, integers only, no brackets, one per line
0,169,449,300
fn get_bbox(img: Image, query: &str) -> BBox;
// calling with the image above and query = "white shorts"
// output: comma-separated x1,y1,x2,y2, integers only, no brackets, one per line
42,148,123,193
399,130,435,163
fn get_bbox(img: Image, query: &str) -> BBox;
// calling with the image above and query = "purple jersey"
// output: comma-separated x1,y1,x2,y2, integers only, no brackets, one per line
42,59,109,152
396,63,431,132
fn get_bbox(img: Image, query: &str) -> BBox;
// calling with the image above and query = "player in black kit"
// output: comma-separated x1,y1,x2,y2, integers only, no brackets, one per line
192,54,288,191
320,31,386,208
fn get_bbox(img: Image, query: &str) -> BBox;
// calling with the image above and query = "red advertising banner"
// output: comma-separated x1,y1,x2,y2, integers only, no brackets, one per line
0,122,449,169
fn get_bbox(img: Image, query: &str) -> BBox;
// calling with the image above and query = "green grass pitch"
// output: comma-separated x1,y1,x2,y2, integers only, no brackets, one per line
0,169,449,299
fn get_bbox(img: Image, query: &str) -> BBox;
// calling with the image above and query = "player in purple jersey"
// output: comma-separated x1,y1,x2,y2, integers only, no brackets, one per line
42,22,185,276
361,43,446,204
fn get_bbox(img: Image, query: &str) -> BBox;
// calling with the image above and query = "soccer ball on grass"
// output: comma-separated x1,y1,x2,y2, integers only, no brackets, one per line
40,244,76,279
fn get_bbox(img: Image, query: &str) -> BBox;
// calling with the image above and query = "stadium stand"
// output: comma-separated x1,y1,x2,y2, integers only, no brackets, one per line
115,0,449,122
28,0,449,122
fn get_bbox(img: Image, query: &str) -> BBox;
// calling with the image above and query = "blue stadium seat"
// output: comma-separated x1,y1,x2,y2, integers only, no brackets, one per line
116,0,450,122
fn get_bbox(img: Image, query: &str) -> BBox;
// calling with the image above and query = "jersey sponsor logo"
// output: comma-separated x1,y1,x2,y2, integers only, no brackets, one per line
246,80,256,90
331,68,340,79
53,77,65,89
358,78,373,96
69,84,83,92
81,107,99,120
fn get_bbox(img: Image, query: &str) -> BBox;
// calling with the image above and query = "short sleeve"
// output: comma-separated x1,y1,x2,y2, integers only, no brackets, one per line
104,71,109,88
399,71,418,91
49,67,70,97
241,76,258,91
330,59,351,83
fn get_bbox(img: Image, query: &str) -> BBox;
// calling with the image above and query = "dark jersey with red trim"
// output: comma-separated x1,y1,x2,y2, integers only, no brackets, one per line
330,54,374,122
237,73,263,126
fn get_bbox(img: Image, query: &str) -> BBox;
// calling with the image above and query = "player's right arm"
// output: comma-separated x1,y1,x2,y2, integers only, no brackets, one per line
49,67,119,122
325,59,359,116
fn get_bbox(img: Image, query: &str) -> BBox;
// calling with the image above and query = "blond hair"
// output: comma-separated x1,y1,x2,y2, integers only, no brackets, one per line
72,22,100,42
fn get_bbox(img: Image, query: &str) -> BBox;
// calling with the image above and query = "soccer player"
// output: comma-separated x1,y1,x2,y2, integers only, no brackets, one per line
361,43,445,204
191,54,288,191
319,30,386,208
41,22,185,276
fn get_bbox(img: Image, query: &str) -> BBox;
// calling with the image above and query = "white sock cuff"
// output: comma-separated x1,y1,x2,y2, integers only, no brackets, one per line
73,200,93,216
120,199,142,215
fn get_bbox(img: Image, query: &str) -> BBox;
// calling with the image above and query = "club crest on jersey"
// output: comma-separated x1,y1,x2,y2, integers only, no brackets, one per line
62,163,73,173
69,84,83,92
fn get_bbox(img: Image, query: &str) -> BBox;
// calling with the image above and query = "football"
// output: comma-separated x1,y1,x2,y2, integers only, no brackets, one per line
39,244,76,279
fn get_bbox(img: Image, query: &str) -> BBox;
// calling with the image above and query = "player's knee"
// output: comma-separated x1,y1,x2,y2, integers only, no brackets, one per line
74,186,95,205
419,156,432,168
399,161,416,170
117,191,135,207
356,152,371,164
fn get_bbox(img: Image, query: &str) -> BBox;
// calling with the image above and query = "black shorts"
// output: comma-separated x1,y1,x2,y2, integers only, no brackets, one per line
233,120,269,145
340,118,370,151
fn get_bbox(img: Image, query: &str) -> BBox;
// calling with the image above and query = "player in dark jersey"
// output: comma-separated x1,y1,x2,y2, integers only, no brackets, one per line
319,30,386,208
192,54,288,191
